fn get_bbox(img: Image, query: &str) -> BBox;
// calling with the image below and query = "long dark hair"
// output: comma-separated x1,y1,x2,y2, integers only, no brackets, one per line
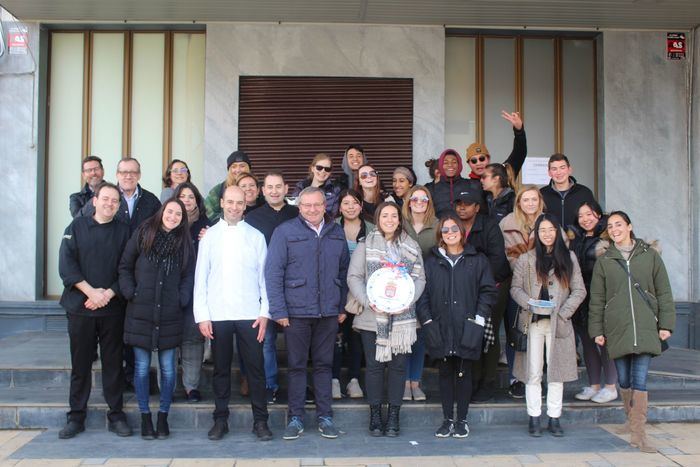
484,163,515,190
374,201,404,241
608,210,636,239
173,182,205,212
534,213,573,289
138,199,193,269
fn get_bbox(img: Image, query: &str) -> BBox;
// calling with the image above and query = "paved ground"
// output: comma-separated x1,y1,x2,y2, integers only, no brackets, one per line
1,422,700,466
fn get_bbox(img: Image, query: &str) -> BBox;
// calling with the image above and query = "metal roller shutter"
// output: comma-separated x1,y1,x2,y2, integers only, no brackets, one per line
238,76,414,189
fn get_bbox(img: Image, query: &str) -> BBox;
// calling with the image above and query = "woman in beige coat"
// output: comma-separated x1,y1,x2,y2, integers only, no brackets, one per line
510,213,586,437
499,185,545,398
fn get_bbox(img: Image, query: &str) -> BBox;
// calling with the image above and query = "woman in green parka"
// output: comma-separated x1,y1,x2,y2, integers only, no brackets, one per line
588,211,675,454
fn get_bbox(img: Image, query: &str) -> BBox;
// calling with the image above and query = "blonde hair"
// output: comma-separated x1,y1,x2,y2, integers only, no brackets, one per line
513,185,544,237
308,153,332,179
402,185,436,227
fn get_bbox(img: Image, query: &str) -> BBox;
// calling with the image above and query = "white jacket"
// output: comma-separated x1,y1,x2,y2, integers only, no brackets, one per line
193,219,270,322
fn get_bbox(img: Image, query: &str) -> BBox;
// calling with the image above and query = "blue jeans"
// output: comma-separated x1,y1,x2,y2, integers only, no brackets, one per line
263,322,279,390
133,347,176,414
405,328,425,382
614,353,652,391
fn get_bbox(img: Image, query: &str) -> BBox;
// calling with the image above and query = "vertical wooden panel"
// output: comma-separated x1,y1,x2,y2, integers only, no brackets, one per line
171,32,206,191
46,32,85,296
562,39,596,191
445,37,477,164
90,32,125,174
483,37,516,160
523,38,556,158
130,32,165,194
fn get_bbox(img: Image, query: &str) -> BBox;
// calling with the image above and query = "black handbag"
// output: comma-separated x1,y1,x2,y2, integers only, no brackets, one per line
614,260,669,353
507,307,528,352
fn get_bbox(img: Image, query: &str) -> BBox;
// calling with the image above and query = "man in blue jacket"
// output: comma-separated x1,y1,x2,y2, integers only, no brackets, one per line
265,187,350,440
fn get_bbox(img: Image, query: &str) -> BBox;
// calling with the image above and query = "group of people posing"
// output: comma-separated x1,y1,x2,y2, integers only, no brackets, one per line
59,111,674,454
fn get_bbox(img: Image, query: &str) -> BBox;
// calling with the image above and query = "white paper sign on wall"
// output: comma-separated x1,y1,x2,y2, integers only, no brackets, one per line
521,157,550,186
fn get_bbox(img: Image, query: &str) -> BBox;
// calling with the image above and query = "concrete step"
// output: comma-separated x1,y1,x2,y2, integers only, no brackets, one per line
1,386,699,430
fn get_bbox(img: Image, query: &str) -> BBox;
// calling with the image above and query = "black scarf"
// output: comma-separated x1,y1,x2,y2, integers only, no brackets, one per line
146,229,181,276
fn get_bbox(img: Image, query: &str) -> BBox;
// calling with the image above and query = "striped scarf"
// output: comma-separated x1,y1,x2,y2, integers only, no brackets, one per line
365,229,421,362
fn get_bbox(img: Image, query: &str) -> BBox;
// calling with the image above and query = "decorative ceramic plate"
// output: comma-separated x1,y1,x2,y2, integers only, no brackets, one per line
366,267,415,314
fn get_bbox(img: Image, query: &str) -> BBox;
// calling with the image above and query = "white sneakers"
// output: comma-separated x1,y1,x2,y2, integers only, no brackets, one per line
332,378,342,399
346,378,364,398
332,378,364,399
591,387,618,403
575,386,618,403
574,386,597,400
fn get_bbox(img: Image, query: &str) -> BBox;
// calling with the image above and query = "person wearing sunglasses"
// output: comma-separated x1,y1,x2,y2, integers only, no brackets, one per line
160,159,191,203
401,185,439,401
452,190,510,404
466,110,527,182
353,163,394,221
292,153,342,217
417,214,497,438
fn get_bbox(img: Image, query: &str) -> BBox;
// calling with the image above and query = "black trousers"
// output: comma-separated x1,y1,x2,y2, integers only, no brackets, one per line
284,316,337,419
439,356,473,421
211,320,268,423
360,330,408,407
332,315,364,380
67,313,126,424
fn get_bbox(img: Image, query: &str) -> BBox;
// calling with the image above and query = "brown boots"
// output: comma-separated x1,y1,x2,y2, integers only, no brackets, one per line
629,390,656,453
615,387,632,435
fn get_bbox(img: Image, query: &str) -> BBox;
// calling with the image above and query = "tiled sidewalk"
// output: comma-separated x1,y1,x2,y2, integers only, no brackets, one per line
1,422,699,466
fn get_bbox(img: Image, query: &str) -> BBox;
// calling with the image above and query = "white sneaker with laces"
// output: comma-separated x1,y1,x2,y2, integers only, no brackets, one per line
331,378,342,399
591,387,618,403
574,386,597,401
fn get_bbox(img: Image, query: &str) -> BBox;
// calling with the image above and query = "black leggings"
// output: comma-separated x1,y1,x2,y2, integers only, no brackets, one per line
439,357,473,421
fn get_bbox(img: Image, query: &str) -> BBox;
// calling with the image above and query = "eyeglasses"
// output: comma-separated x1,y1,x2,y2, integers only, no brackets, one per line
360,171,377,179
299,202,325,209
83,167,102,174
117,170,140,176
171,167,189,174
409,196,429,204
440,225,460,233
314,165,332,173
538,228,557,234
469,155,488,164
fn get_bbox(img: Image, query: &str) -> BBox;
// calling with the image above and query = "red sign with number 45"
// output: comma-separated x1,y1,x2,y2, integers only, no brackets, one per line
667,32,686,60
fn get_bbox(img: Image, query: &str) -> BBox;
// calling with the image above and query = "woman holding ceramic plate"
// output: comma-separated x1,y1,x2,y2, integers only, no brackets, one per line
347,201,425,438
510,213,586,438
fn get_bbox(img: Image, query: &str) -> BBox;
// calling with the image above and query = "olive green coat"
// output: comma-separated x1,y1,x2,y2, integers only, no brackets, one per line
588,239,675,360
510,250,586,383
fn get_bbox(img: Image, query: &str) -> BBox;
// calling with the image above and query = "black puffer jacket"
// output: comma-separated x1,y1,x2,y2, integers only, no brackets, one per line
540,177,596,230
119,232,195,351
485,187,515,222
568,215,608,327
417,244,498,360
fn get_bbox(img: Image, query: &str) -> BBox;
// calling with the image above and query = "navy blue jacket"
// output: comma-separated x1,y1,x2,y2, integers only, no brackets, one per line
265,215,350,320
